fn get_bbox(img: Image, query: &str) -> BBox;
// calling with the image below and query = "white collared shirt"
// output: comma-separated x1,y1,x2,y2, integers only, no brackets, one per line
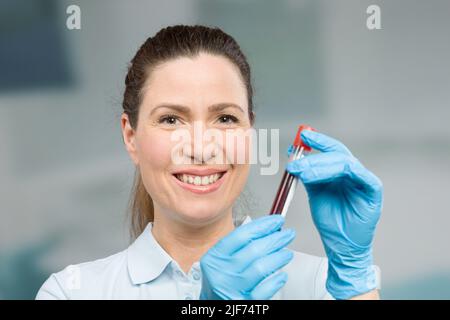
36,216,336,300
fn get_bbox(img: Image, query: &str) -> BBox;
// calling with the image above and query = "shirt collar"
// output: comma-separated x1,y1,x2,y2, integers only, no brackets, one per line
127,222,172,285
127,215,253,285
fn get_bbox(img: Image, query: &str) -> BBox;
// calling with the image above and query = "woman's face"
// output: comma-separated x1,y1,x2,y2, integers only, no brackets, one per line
121,53,252,226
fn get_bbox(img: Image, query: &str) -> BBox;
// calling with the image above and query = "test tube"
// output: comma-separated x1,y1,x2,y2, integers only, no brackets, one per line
269,125,315,216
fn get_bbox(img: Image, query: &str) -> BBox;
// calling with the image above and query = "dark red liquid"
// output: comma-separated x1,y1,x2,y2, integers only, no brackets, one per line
270,170,297,215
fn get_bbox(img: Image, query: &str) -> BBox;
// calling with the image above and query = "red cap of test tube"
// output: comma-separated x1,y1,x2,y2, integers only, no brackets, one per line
293,124,316,152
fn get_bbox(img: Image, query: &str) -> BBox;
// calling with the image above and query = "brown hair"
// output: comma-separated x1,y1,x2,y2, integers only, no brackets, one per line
122,25,255,239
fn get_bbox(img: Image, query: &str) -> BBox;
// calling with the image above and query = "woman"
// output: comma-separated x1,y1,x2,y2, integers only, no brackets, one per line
36,25,382,300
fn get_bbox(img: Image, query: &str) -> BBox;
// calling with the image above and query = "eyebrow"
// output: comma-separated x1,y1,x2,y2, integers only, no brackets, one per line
149,103,245,116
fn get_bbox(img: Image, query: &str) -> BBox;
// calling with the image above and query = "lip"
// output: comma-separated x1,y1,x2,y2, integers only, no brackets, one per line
171,167,229,195
171,167,228,176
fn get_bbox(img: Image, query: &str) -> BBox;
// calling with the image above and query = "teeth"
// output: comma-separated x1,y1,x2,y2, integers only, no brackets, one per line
176,173,223,186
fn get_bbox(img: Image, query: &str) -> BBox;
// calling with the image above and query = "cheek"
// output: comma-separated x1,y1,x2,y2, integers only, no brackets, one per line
230,163,250,197
136,130,173,169
223,130,253,164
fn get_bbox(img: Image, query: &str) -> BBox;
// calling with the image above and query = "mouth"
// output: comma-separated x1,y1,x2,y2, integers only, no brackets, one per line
171,169,228,194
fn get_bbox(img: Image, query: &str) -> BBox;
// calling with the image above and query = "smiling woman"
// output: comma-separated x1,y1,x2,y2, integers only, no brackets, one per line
35,25,382,301
121,27,255,241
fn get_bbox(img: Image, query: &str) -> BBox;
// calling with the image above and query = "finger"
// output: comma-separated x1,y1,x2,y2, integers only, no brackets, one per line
213,215,285,256
286,152,383,195
287,151,347,182
250,271,288,300
233,228,296,269
243,248,294,289
300,130,352,156
287,144,294,157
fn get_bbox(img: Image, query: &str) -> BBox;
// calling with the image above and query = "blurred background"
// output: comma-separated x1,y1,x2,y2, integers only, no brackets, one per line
1,0,449,299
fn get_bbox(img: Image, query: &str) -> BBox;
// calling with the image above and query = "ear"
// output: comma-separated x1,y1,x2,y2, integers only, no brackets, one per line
121,113,139,165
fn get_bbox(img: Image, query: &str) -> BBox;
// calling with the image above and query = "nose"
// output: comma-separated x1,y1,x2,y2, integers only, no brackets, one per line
182,122,220,165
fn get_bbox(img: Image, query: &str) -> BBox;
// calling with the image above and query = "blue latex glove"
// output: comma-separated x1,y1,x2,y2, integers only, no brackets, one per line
286,130,383,299
200,215,295,300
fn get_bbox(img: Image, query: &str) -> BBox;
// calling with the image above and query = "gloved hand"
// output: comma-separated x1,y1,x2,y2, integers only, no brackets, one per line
286,130,383,300
200,215,295,300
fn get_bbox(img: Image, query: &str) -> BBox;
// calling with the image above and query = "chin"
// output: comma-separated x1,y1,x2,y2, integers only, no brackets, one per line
175,203,226,224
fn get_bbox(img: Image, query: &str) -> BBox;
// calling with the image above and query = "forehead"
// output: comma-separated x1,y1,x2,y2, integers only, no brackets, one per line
141,53,248,111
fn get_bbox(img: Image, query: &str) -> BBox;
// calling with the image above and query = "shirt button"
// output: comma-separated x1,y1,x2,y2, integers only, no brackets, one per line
175,270,183,277
185,294,193,300
192,272,200,281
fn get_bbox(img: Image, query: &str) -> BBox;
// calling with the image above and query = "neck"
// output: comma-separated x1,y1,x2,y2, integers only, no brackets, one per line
151,208,235,274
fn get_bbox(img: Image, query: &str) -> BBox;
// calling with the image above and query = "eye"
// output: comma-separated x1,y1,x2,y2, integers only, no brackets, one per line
217,114,239,124
158,114,181,125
